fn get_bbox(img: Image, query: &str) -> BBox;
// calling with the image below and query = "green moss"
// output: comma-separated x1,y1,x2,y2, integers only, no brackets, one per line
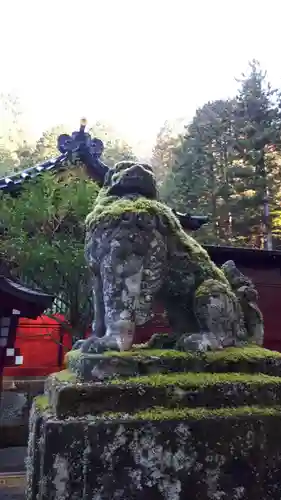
34,395,49,412
104,345,281,362
206,345,281,363
195,278,237,302
65,349,83,362
103,348,196,359
87,196,166,227
111,371,281,388
101,405,281,421
52,369,77,383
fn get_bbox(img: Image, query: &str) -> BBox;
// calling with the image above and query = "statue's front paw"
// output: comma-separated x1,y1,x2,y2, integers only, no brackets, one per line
176,333,222,353
72,339,86,350
74,336,121,354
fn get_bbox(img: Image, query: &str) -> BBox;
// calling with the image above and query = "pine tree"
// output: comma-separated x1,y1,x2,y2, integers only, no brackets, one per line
231,60,281,248
162,99,236,243
151,121,181,186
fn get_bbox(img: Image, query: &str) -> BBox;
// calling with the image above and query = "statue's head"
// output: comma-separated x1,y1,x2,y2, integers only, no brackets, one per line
222,260,253,289
103,161,158,200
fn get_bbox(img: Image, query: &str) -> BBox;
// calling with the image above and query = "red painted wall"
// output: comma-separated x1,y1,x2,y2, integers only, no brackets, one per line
3,314,72,377
241,268,281,352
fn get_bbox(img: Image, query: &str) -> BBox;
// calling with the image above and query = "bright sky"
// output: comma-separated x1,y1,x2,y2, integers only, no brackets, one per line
1,0,281,155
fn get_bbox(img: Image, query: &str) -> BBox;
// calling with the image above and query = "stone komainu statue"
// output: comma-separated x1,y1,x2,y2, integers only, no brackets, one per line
79,160,264,354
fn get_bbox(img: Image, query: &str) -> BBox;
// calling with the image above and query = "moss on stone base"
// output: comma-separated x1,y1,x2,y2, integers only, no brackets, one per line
65,345,281,381
104,347,196,359
49,369,77,383
111,370,281,387
34,395,50,412
106,344,281,361
206,345,281,362
47,372,281,418
101,404,281,422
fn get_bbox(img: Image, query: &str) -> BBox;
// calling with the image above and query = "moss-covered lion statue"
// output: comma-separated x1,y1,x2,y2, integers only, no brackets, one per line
78,161,263,354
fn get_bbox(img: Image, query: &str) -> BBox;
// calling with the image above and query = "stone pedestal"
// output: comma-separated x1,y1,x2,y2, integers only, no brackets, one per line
26,346,281,499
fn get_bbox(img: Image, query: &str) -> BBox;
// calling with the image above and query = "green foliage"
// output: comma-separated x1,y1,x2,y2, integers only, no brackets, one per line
0,171,99,336
230,60,281,247
161,99,236,242
0,102,138,337
0,146,16,176
159,60,281,248
151,120,181,185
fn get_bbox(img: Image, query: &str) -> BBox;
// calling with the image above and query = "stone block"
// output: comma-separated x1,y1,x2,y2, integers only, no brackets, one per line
25,397,49,500
65,345,281,381
26,345,281,499
47,369,281,418
26,405,281,499
26,400,86,500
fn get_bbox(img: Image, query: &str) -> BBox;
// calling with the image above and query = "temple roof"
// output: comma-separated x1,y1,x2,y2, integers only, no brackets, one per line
0,276,54,314
205,245,281,270
0,154,67,193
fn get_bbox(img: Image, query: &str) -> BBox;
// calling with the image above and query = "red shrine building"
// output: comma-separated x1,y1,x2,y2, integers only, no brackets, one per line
206,245,281,352
0,276,54,382
135,245,281,352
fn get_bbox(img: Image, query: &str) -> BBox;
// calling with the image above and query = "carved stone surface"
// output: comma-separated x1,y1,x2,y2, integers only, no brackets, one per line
222,260,264,345
80,161,263,355
26,406,281,500
64,345,281,381
26,346,281,500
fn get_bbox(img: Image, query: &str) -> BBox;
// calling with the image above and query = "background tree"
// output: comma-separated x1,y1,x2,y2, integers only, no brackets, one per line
0,172,99,338
161,99,236,243
0,93,26,151
151,120,181,185
0,112,138,337
230,60,281,248
0,93,28,174
161,61,281,248
0,147,17,176
89,121,137,166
